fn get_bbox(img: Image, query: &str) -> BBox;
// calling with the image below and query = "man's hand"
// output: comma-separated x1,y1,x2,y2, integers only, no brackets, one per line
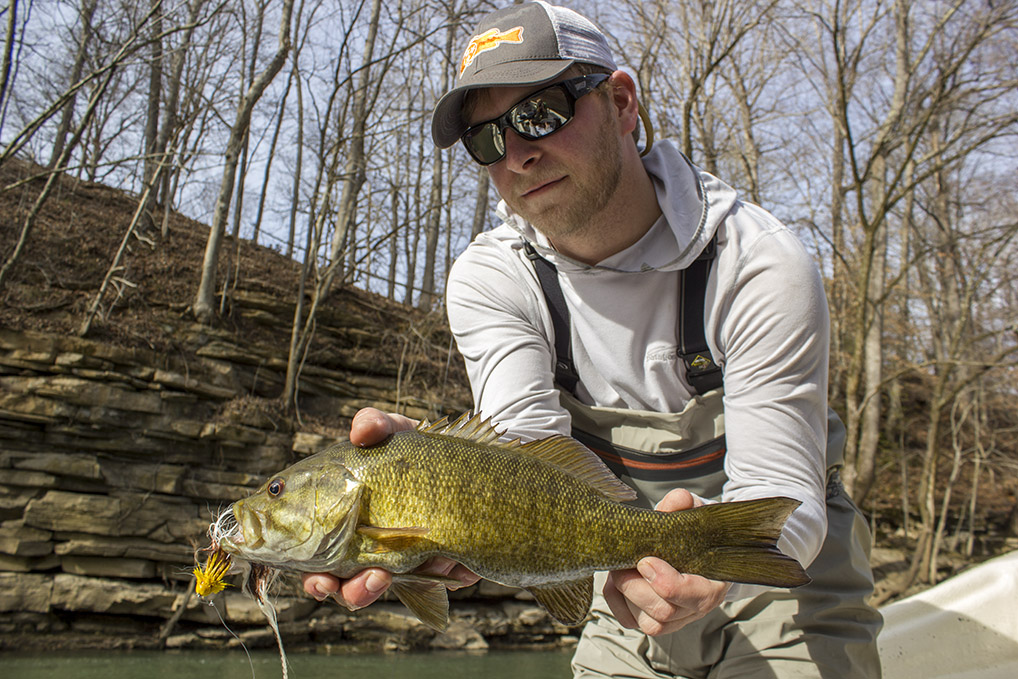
301,408,478,608
303,557,479,610
603,489,731,636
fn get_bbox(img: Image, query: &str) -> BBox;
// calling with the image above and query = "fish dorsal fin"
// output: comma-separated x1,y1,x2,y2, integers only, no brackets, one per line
519,435,637,502
419,412,636,503
526,576,594,626
417,412,504,446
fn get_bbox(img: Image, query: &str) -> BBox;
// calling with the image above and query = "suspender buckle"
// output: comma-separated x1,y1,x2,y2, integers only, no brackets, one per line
682,351,722,394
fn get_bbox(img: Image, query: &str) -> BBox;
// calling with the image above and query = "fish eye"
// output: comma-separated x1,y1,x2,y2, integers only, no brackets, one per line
267,478,285,497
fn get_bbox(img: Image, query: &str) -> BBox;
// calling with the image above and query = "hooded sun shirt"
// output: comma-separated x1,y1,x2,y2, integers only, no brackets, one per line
445,140,830,577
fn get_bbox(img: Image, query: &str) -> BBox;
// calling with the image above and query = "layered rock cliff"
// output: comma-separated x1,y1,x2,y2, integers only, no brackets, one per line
0,164,573,652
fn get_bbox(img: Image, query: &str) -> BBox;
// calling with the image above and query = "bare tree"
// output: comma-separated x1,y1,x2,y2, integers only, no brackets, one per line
783,0,1018,506
155,0,214,236
0,0,22,132
0,1,165,289
138,0,163,232
193,0,294,324
904,125,1018,585
606,0,778,167
320,0,383,297
418,11,457,310
469,165,490,241
48,0,99,168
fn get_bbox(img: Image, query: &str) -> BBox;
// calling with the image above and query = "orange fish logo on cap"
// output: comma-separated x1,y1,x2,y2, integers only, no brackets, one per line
460,26,525,77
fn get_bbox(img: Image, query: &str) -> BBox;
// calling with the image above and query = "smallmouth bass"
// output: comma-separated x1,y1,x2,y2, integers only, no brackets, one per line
211,413,810,631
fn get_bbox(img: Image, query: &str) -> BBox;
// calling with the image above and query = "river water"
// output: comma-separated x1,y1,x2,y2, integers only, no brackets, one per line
4,648,574,679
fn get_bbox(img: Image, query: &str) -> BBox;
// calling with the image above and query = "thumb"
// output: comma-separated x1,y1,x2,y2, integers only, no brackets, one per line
655,488,701,513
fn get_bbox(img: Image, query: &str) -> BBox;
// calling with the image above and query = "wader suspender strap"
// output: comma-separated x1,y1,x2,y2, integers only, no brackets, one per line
523,238,723,397
679,237,723,394
524,242,581,395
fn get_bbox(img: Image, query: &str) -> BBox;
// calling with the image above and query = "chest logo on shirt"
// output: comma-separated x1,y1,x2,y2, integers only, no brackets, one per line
460,27,525,77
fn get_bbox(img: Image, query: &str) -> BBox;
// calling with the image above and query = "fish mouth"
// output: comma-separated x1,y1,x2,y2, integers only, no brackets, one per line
210,502,263,554
232,501,266,551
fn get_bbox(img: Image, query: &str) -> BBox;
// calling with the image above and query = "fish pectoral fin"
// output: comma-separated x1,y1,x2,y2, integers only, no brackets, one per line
356,525,430,553
390,574,452,632
526,576,594,626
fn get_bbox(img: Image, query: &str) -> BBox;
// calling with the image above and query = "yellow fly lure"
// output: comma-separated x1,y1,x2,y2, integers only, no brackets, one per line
194,547,234,598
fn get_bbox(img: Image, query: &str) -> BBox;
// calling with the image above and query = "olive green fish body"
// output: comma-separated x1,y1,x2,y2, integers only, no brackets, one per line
218,414,810,631
333,432,669,585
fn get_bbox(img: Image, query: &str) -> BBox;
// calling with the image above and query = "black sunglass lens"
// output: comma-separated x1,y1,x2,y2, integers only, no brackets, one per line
464,124,505,164
511,90,571,139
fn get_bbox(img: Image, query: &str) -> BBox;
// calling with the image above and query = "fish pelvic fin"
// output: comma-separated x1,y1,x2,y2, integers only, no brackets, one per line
356,525,431,553
390,573,454,632
526,576,594,626
667,497,811,588
419,412,636,503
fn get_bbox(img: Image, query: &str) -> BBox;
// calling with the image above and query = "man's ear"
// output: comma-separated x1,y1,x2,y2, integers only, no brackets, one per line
606,70,641,138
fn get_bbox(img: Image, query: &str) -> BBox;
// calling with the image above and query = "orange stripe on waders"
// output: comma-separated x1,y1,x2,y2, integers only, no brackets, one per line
460,27,525,77
590,447,726,472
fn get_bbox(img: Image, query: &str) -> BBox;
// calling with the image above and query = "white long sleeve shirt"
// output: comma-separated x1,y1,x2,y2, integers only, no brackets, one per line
445,141,829,572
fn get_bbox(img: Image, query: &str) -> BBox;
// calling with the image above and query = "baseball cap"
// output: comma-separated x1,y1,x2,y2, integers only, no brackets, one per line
431,1,618,148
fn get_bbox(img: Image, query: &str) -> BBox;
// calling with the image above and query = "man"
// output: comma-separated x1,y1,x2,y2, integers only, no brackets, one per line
305,2,883,677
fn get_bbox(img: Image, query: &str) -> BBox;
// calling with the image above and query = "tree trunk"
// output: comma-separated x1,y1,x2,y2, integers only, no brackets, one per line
139,0,163,233
470,166,490,241
853,150,890,504
0,0,19,134
48,0,99,169
418,17,457,309
252,70,292,245
419,145,443,309
320,0,383,297
193,0,294,324
286,61,303,259
157,0,208,237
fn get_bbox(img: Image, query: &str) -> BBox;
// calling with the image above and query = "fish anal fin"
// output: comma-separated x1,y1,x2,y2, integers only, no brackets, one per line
390,574,452,632
526,576,594,626
356,525,430,553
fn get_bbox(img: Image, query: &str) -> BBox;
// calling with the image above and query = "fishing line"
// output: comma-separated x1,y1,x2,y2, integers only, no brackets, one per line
245,564,290,679
207,597,257,679
256,591,290,679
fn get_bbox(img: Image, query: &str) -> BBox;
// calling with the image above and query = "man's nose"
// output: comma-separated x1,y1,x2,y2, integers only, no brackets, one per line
502,128,541,172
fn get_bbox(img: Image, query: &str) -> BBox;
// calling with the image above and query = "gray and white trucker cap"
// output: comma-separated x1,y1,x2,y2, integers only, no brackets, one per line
431,2,617,148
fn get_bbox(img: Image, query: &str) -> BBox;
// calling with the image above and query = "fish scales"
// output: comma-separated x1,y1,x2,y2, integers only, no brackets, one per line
342,430,663,584
213,413,811,631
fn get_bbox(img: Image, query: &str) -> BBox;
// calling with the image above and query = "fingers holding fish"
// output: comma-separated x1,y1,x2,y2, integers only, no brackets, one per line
602,488,728,636
418,556,480,590
350,408,418,447
302,559,476,610
653,487,701,513
302,569,391,609
604,559,731,636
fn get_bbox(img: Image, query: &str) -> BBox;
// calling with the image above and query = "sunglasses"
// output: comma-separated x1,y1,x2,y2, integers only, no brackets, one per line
460,73,611,165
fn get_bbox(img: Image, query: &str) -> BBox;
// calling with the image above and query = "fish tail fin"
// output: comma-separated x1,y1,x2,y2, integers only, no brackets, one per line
663,497,811,588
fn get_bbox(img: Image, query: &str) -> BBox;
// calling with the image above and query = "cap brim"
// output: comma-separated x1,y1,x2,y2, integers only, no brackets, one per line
431,59,575,148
